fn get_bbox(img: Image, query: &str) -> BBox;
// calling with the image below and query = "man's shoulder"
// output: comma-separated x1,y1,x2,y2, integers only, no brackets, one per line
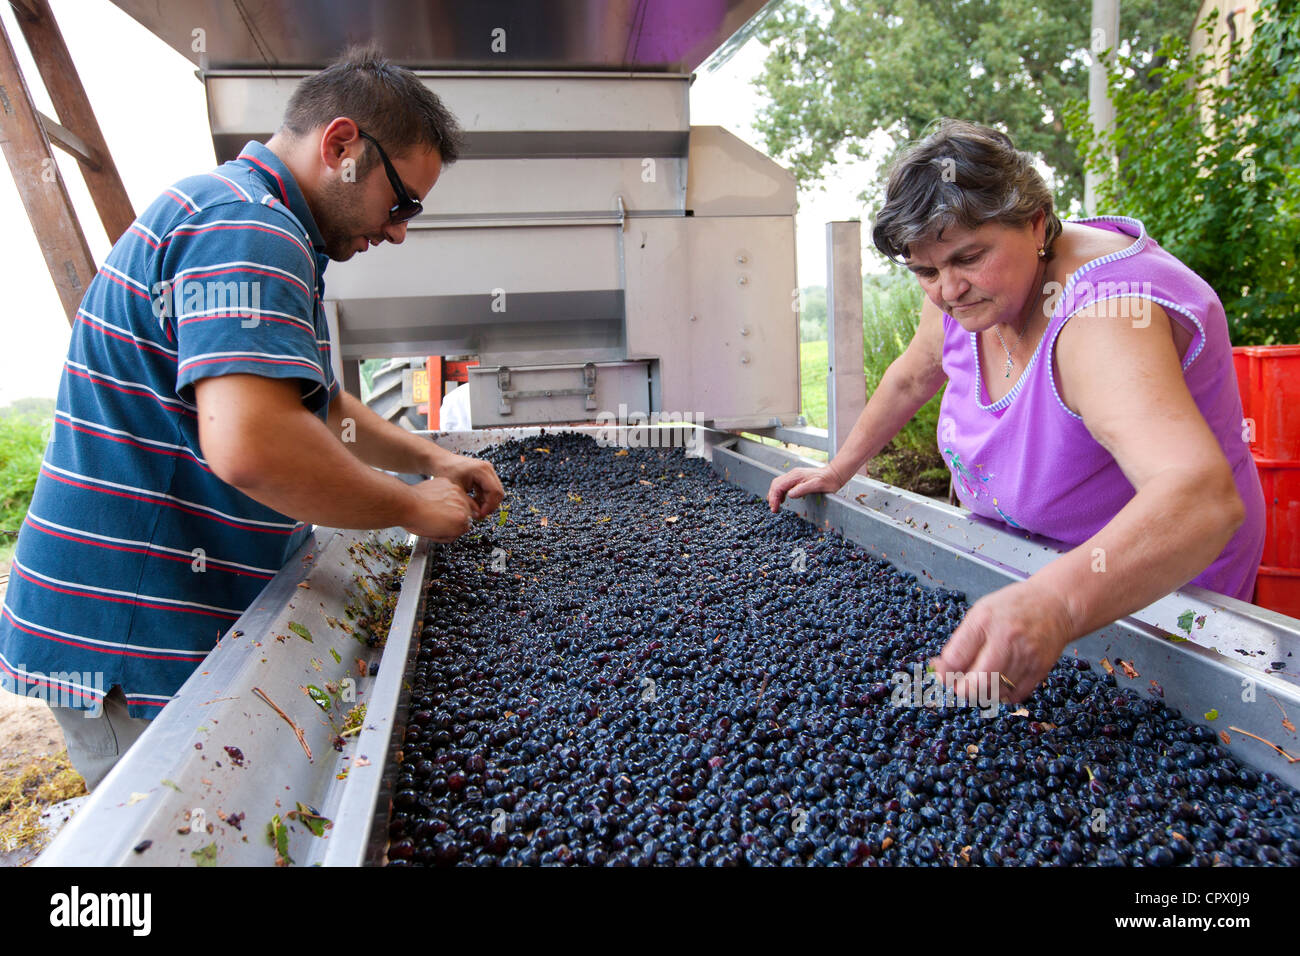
137,164,313,254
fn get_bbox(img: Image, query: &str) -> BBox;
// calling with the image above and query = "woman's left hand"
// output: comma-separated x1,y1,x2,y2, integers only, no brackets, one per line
929,580,1076,705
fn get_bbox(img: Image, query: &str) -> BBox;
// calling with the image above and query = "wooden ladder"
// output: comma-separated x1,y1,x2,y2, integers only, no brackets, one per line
0,0,135,324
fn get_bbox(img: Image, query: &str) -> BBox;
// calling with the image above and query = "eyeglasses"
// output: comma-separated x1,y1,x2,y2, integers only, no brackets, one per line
356,129,423,224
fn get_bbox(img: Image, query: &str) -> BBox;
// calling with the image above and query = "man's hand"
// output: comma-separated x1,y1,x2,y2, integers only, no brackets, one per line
929,580,1075,705
403,477,476,542
436,453,504,520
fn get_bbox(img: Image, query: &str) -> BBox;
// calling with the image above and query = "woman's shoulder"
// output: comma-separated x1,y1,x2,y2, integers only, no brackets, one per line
1051,219,1144,280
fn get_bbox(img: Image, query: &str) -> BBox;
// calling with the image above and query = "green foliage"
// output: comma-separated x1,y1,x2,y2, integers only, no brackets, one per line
359,358,387,400
754,0,1194,213
0,403,51,562
1066,0,1300,344
801,277,944,459
863,279,944,456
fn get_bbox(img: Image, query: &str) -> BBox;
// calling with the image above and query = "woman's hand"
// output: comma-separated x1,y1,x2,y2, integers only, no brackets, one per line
767,462,849,513
929,579,1076,705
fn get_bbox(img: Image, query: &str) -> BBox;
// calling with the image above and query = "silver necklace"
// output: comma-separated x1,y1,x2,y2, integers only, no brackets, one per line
993,318,1028,378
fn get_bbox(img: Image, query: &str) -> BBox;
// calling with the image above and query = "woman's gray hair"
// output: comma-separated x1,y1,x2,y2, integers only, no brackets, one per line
871,119,1062,263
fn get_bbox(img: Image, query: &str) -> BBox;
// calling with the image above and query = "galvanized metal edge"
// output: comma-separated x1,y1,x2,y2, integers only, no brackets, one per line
35,527,413,867
317,539,431,866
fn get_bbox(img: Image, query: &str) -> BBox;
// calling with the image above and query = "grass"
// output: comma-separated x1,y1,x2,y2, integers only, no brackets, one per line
799,281,949,497
0,404,50,564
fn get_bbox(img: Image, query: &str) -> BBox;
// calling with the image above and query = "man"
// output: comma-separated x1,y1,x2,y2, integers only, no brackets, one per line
0,47,503,789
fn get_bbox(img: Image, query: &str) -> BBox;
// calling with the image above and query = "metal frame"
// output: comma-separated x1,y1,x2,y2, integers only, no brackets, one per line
37,427,1300,866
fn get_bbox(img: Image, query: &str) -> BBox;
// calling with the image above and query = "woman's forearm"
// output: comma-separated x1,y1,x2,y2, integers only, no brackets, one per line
827,360,944,482
1030,470,1245,642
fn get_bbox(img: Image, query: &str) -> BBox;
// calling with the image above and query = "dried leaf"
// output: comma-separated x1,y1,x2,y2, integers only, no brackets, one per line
1099,658,1114,675
638,479,653,486
1118,659,1140,679
329,648,342,664
1285,718,1297,733
614,449,628,457
288,622,313,643
1219,730,1232,745
664,516,679,524
540,516,548,527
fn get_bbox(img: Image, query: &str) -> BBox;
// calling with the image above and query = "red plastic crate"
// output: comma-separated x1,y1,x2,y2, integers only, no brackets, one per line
1254,565,1300,619
1232,346,1251,420
1254,457,1300,567
1237,346,1300,459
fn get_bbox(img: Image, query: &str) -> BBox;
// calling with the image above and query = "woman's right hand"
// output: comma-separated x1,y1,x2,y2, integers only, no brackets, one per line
766,463,849,513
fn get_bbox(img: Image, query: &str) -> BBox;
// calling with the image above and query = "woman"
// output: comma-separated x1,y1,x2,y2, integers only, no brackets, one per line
767,119,1265,704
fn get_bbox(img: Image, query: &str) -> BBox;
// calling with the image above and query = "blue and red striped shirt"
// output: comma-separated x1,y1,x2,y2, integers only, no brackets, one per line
0,141,339,717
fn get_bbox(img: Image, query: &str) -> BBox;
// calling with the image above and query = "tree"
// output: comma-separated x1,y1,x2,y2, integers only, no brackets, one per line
1066,0,1300,344
753,0,1197,210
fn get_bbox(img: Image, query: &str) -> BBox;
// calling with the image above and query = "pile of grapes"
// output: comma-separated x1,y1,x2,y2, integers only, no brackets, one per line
386,434,1300,866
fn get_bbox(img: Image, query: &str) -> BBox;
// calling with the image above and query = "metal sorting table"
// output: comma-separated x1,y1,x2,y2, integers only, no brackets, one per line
37,427,1300,866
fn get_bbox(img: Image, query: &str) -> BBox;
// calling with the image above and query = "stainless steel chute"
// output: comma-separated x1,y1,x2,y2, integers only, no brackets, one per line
35,429,1300,866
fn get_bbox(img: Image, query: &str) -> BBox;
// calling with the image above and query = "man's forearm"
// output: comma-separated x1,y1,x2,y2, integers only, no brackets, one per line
222,404,424,530
328,389,454,475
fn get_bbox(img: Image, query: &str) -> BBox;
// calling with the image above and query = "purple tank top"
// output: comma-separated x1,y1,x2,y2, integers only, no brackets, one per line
937,215,1265,601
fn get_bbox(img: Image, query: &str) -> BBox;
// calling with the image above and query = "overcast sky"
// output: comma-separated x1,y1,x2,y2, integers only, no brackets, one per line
0,0,878,406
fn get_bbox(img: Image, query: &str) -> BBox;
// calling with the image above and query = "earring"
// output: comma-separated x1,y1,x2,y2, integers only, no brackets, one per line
1037,246,1045,258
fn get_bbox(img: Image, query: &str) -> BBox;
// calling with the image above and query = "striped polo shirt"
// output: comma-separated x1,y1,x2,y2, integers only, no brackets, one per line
0,141,339,718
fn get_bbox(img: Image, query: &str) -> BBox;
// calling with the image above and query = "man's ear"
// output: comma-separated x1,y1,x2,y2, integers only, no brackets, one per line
319,117,363,176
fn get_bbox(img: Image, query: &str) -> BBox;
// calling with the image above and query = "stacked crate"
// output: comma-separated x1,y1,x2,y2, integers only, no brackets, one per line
1234,346,1300,616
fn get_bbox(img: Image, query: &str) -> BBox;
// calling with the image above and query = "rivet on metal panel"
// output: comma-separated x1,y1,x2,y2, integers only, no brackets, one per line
740,326,751,336
689,314,698,322
740,354,751,365
736,254,748,264
737,275,749,286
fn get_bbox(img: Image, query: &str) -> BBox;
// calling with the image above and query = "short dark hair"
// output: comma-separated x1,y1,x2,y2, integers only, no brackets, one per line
871,118,1061,263
280,44,463,172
